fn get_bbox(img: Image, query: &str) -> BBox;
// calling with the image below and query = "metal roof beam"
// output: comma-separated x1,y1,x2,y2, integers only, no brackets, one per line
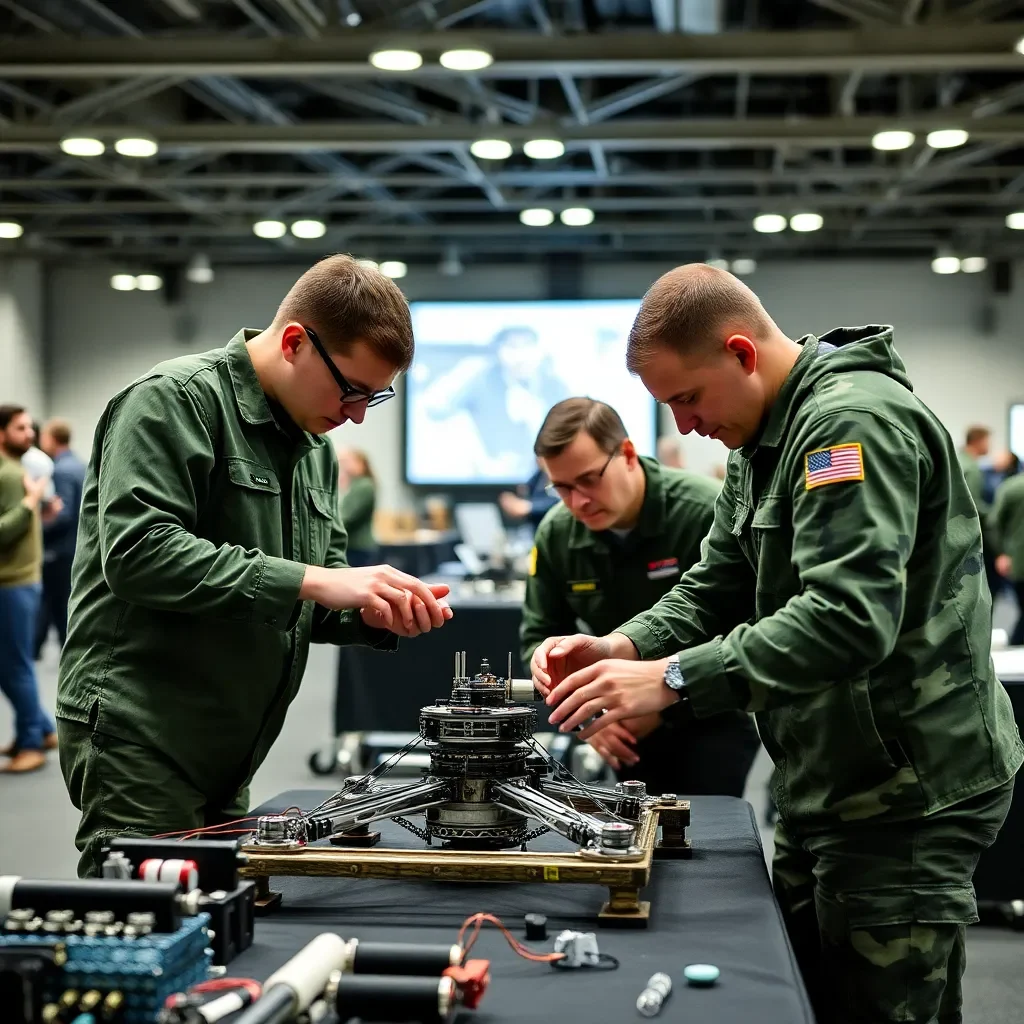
4,115,1024,152
3,25,1023,78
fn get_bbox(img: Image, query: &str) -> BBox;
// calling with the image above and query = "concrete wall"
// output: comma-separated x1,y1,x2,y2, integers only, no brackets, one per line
45,258,1024,506
0,259,45,418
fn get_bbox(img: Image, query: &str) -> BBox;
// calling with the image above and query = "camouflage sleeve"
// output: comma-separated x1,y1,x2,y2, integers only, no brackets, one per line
519,520,579,666
614,465,756,656
674,409,922,718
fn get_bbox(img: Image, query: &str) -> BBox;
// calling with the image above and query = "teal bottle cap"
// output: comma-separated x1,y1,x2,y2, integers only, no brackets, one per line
684,963,720,986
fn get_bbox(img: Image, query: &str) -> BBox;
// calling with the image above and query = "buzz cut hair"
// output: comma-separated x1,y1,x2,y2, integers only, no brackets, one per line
275,254,415,371
626,263,775,373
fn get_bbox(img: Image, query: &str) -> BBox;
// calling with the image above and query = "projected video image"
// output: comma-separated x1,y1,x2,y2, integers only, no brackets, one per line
405,300,655,485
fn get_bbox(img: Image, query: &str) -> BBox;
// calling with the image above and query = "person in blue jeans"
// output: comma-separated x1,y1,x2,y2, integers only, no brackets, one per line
0,404,59,773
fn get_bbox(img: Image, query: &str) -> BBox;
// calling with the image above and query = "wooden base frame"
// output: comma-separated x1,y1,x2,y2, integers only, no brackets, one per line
239,798,690,928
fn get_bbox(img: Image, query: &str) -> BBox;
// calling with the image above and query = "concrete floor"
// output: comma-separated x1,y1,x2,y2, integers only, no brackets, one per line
2,619,1023,1020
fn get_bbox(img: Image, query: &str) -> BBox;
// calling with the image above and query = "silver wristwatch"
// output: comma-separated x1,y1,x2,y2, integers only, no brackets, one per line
663,653,686,692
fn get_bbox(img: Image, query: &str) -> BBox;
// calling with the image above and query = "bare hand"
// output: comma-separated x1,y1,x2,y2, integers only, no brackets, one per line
996,553,1013,578
302,564,451,632
531,633,630,695
360,589,453,637
498,492,532,519
546,658,675,739
21,473,48,510
588,721,639,771
40,495,64,523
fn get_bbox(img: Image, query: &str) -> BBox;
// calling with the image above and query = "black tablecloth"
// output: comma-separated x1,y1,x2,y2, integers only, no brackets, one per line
334,599,524,733
233,792,814,1024
974,676,1024,903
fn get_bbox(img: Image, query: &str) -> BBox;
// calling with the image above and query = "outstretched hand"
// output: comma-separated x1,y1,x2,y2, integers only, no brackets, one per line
545,658,675,740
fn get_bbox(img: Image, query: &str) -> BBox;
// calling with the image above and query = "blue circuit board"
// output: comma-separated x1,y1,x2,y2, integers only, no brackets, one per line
0,913,212,1023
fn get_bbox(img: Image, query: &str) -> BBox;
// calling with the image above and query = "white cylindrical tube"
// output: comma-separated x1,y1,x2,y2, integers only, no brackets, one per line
0,876,21,917
508,678,541,702
263,932,348,1011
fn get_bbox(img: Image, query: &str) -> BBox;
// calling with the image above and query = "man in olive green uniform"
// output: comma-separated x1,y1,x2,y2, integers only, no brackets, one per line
58,255,452,876
521,396,759,794
533,265,1022,1024
992,457,1024,644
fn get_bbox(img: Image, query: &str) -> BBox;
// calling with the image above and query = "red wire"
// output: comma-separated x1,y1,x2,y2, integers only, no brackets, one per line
162,978,262,1010
151,807,302,840
458,913,565,963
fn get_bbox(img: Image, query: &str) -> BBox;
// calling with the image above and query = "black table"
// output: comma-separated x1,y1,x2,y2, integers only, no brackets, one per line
334,595,524,734
233,791,814,1024
974,663,1024,908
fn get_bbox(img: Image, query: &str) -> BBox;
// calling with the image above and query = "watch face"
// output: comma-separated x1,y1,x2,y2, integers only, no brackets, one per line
664,659,685,690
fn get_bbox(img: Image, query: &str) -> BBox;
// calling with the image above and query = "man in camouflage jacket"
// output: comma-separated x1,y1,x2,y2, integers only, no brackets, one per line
533,264,1023,1024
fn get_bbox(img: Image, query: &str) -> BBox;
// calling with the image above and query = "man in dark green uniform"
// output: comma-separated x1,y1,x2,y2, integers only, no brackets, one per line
992,456,1024,644
58,255,453,876
521,396,759,793
533,264,1023,1023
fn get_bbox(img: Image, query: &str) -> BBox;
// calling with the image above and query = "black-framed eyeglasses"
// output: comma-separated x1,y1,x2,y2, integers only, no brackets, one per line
544,448,620,500
304,325,396,408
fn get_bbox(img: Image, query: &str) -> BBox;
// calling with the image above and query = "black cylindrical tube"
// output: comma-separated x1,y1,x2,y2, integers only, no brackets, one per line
3,879,181,933
335,974,454,1024
224,985,294,1024
351,941,462,976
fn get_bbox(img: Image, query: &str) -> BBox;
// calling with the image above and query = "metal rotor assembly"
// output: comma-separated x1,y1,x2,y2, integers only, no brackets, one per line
241,653,690,925
249,653,645,857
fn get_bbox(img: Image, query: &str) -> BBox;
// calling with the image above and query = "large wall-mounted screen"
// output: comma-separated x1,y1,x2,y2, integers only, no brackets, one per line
404,300,655,485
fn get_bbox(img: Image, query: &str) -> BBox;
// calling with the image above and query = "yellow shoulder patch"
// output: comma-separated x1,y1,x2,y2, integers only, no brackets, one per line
805,442,864,491
528,546,538,576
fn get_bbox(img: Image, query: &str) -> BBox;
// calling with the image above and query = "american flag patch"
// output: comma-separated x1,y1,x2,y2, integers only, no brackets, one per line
804,443,864,490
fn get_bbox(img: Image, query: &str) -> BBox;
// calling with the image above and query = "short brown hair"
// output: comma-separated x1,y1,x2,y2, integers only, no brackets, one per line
0,404,26,431
534,398,627,458
626,263,775,373
966,425,991,446
275,254,414,371
44,418,71,446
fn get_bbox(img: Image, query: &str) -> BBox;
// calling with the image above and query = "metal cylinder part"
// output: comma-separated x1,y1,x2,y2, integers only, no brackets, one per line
3,879,182,932
350,940,464,976
334,973,455,1024
507,678,542,702
598,822,636,854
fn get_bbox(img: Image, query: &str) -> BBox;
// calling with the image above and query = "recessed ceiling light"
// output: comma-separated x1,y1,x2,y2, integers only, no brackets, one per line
961,256,988,273
369,49,422,71
0,221,23,239
186,254,214,284
379,260,407,278
872,129,915,151
931,255,961,275
110,273,136,291
1015,35,1024,56
560,207,594,227
114,135,159,158
523,138,565,160
439,49,493,71
520,208,554,227
926,128,969,149
753,213,787,233
290,219,326,239
345,11,361,25
356,258,379,269
60,136,105,157
1006,212,1024,230
135,273,163,291
470,139,512,160
789,212,823,232
706,257,730,270
253,219,287,239
730,258,758,275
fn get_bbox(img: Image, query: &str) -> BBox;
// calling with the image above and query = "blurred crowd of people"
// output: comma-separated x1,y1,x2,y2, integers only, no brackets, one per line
959,424,1024,642
0,407,84,772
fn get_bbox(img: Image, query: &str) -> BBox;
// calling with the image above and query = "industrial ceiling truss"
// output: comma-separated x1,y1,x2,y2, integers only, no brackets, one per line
0,0,1023,267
